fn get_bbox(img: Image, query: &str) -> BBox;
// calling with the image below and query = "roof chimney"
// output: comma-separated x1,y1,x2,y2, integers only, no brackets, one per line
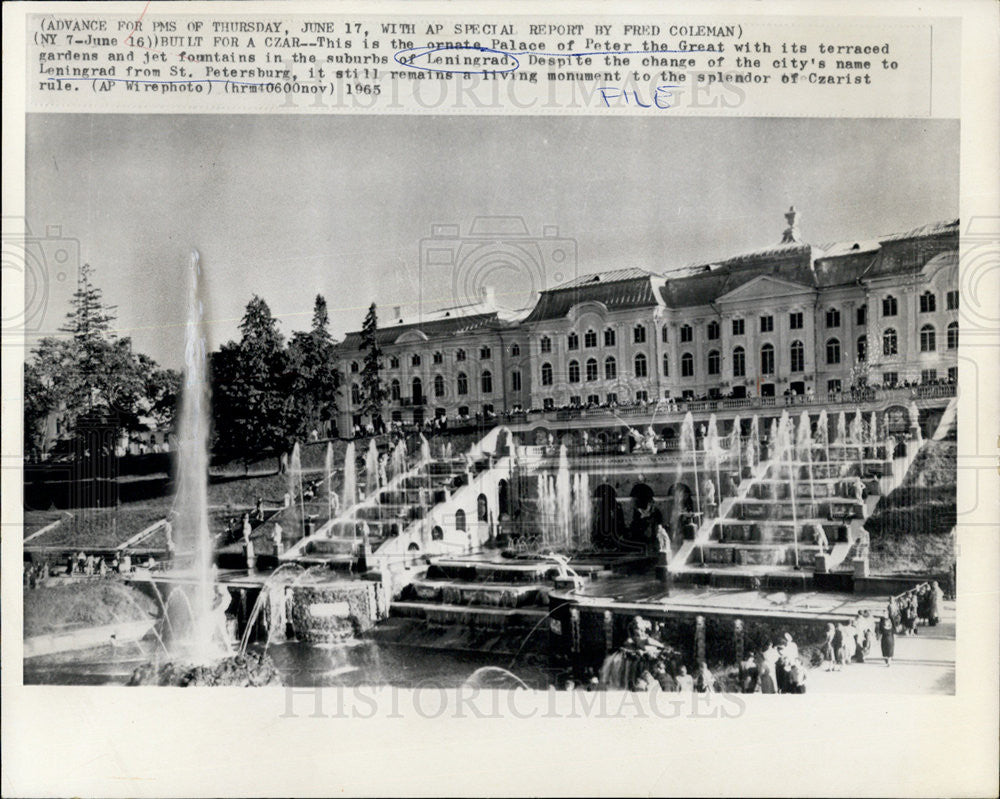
392,305,402,319
781,205,801,243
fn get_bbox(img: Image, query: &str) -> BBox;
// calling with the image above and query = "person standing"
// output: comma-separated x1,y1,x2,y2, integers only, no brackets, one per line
927,581,943,627
879,615,895,667
822,623,837,671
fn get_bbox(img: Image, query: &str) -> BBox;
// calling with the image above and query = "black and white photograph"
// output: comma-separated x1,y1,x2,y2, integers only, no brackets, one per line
4,2,998,797
21,114,961,694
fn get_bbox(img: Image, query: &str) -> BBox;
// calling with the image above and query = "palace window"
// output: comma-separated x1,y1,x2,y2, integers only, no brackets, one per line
661,326,669,343
661,353,669,376
732,346,746,377
826,338,841,365
882,372,898,387
411,354,421,366
432,351,443,365
584,329,597,348
946,290,959,310
350,384,361,405
827,379,842,393
681,352,694,378
543,398,554,410
604,357,617,380
456,348,466,362
587,394,600,405
570,395,582,407
434,374,445,397
882,295,898,317
707,349,721,375
634,353,648,378
511,370,522,392
947,321,958,350
826,308,841,328
568,360,581,383
857,335,868,363
760,315,774,333
856,305,867,325
633,324,647,344
567,332,579,351
606,392,618,405
481,371,493,394
680,324,693,343
389,356,400,369
350,361,359,373
479,345,491,360
920,291,936,313
732,318,745,336
920,324,936,352
586,358,598,381
760,344,775,375
948,366,958,382
541,363,553,386
635,390,649,403
883,328,898,356
457,372,468,395
707,321,720,340
390,379,401,401
540,336,551,354
510,343,520,357
604,328,616,346
921,369,937,383
789,311,804,330
790,340,805,372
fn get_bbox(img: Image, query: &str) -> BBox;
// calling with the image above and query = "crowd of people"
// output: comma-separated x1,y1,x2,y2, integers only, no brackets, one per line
23,549,142,588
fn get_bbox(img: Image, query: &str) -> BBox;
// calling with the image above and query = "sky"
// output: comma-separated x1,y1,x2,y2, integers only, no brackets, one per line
26,114,958,369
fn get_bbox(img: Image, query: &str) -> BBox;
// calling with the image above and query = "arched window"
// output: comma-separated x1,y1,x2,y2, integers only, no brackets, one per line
411,354,421,366
883,328,898,356
920,324,936,352
920,291,936,313
457,372,468,395
477,493,488,522
633,324,647,344
790,340,804,372
541,362,553,386
707,349,721,375
947,321,958,350
882,295,898,317
707,321,720,340
585,358,598,381
856,335,868,362
432,351,443,364
680,324,693,343
455,509,466,532
584,329,597,348
634,353,647,377
604,357,617,380
760,344,775,375
604,327,616,347
434,374,445,397
732,346,746,377
510,343,520,357
350,361,359,373
412,376,423,403
567,332,579,351
681,352,694,377
661,353,669,376
568,360,581,383
661,326,669,343
390,378,401,401
826,338,841,365
481,370,493,394
350,384,361,405
540,336,551,354
456,348,466,362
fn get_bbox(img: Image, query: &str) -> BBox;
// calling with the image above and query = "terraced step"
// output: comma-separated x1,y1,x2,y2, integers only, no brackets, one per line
389,600,549,630
406,578,549,608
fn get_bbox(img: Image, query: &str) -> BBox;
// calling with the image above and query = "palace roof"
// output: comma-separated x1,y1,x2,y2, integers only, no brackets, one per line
521,269,661,323
340,310,502,349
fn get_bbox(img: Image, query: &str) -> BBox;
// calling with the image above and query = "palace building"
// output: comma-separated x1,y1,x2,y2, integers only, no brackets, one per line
333,210,959,433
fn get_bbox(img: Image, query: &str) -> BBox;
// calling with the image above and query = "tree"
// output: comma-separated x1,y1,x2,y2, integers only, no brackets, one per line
210,296,291,468
286,295,341,439
359,302,387,432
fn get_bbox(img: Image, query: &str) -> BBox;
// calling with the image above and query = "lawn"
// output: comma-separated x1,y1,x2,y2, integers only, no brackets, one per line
23,579,157,637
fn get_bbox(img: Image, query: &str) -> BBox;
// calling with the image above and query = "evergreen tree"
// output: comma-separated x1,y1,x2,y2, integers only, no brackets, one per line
287,295,340,439
359,302,387,432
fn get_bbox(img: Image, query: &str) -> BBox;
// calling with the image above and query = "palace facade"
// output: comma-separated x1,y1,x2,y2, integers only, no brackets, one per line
333,211,959,433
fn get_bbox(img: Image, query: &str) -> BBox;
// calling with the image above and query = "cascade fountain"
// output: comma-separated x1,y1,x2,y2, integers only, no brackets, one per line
680,412,701,524
836,411,847,446
420,434,431,463
908,401,924,443
779,411,800,568
341,441,357,510
849,412,864,446
869,411,879,446
730,414,743,478
798,411,815,502
705,414,722,518
365,439,379,496
554,444,572,549
390,439,407,479
324,442,338,519
749,414,760,464
572,472,592,550
816,409,830,464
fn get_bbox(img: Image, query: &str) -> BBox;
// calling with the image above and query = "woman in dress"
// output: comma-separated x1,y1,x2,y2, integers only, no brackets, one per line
879,615,895,667
927,581,943,627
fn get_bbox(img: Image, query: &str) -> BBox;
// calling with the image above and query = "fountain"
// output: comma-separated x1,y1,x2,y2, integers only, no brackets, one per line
419,434,431,464
365,439,379,496
572,472,592,550
704,414,722,519
835,411,847,446
390,439,407,479
288,441,305,534
680,412,701,522
797,411,815,502
341,441,357,509
816,409,830,462
554,444,572,549
170,251,228,661
869,411,879,446
324,442,339,519
908,401,924,443
849,412,864,446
